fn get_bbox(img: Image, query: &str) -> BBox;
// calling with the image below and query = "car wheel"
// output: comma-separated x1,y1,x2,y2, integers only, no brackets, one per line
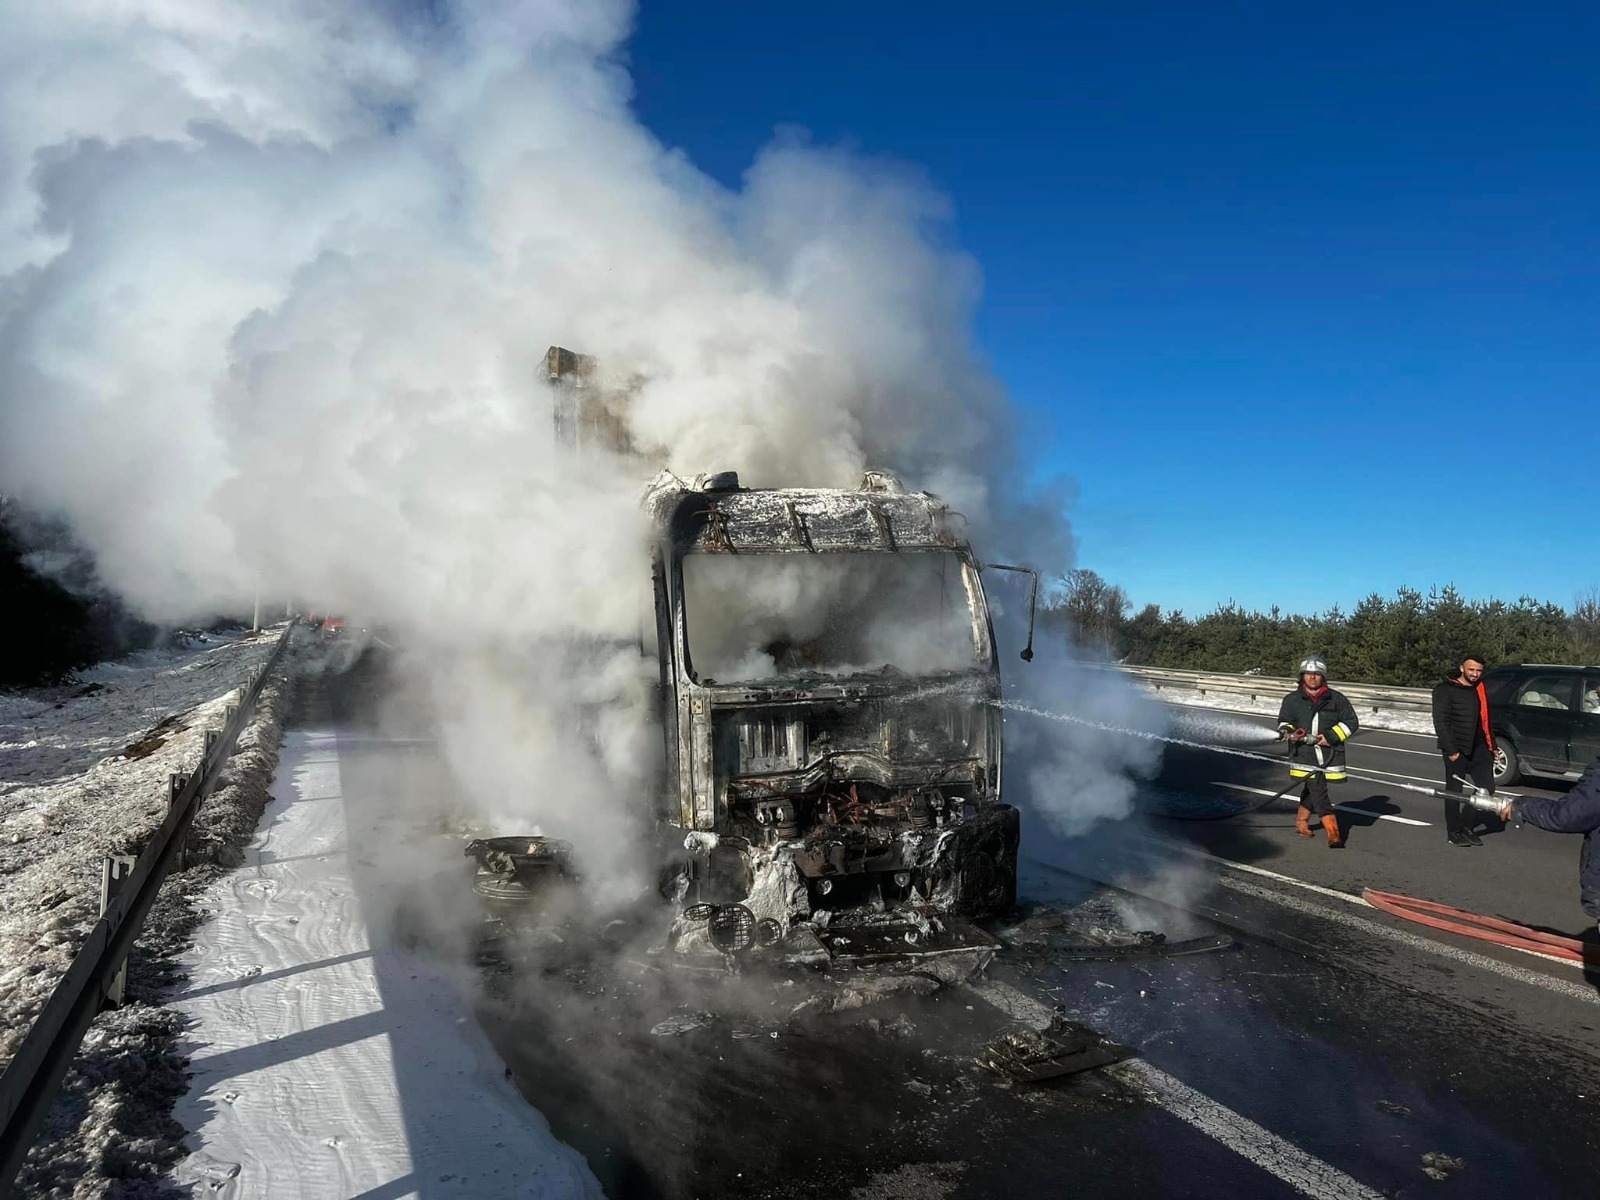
1493,741,1521,787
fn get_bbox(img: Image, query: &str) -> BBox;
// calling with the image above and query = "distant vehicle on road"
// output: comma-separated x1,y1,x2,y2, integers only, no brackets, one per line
1483,665,1600,785
321,617,345,639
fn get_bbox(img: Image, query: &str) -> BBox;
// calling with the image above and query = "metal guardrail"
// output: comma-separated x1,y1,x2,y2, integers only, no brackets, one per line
1109,664,1434,716
0,620,298,1194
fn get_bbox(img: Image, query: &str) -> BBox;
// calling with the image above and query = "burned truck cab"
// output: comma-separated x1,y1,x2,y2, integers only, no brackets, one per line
643,469,1023,939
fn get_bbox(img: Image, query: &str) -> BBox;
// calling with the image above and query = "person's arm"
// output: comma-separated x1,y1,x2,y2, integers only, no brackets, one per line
1325,692,1358,746
1432,685,1460,759
1507,765,1600,832
1277,696,1301,742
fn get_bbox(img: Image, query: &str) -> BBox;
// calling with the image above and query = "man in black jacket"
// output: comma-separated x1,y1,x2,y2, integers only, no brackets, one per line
1277,657,1360,848
1498,762,1600,932
1431,655,1496,847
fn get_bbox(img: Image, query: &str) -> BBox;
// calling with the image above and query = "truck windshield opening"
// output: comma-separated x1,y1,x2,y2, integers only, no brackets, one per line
681,551,983,685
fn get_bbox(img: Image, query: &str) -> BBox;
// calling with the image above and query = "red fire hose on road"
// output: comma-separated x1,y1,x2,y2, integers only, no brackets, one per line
1362,889,1596,964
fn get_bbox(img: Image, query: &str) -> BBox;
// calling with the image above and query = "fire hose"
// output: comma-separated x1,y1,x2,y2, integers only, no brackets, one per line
1361,889,1595,963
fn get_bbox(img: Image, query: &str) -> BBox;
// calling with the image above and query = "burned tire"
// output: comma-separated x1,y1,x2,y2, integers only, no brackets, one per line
993,841,1019,915
938,804,1020,917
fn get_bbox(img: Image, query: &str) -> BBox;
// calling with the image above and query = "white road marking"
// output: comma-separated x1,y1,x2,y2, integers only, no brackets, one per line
1333,802,1430,824
1073,844,1373,909
968,980,1388,1200
1341,763,1454,787
1185,854,1373,907
1213,781,1432,825
1352,742,1437,757
1212,870,1600,996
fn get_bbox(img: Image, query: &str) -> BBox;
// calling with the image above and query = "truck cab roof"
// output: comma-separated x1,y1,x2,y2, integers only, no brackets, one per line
643,469,970,555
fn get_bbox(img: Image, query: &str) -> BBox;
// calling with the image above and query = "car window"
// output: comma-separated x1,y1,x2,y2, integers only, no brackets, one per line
1511,675,1579,711
1483,673,1519,705
1583,678,1600,715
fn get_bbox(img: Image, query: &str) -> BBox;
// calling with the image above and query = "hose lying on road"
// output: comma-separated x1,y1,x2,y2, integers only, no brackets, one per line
1361,889,1595,965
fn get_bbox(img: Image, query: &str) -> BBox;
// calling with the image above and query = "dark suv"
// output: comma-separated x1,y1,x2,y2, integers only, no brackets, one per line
1483,665,1600,785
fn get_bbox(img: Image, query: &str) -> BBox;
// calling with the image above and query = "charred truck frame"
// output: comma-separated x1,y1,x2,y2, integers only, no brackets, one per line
542,348,1037,958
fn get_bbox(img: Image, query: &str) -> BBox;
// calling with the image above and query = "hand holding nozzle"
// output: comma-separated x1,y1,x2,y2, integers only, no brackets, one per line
1454,777,1516,822
1279,727,1329,747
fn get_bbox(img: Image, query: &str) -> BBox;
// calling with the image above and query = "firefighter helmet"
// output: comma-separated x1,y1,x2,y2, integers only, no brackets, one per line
1298,657,1328,678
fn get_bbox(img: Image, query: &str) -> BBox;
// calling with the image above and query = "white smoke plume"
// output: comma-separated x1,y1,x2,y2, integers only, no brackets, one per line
0,0,1151,897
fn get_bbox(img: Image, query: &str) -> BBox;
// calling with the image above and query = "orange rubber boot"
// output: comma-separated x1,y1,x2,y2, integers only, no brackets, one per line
1321,814,1344,848
1296,806,1313,837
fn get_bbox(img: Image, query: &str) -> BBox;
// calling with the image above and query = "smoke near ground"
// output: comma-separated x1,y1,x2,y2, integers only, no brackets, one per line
0,1,1153,894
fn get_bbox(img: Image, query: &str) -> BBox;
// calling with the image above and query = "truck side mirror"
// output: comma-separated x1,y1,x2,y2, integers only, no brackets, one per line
980,563,1039,663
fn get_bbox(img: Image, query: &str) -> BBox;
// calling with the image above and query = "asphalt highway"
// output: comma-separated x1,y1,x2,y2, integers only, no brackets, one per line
1144,705,1596,938
319,655,1600,1199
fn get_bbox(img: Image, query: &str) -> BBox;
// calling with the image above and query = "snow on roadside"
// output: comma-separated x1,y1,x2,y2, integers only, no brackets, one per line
1141,683,1436,736
166,728,599,1199
1,626,289,1066
2,625,297,1197
1,628,273,794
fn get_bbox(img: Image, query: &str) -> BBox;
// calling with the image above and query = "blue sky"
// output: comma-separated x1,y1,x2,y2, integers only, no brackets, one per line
626,1,1600,618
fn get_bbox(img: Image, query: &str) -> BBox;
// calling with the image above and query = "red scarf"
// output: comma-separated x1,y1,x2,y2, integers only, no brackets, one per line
1301,683,1328,702
1471,679,1494,751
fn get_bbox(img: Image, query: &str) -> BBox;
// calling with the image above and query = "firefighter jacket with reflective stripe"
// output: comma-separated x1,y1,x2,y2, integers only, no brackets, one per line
1276,686,1360,781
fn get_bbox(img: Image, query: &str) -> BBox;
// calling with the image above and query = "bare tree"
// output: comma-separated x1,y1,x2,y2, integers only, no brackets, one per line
1056,568,1130,658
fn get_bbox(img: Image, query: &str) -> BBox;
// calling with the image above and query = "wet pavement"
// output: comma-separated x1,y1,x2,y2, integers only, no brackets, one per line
1145,709,1596,937
323,653,1600,1198
472,856,1600,1199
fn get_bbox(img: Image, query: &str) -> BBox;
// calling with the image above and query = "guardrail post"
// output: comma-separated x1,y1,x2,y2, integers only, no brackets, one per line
99,855,137,1007
169,773,189,870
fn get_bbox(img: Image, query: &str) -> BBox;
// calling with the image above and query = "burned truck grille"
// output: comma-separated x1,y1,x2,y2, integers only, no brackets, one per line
727,698,984,782
736,712,807,773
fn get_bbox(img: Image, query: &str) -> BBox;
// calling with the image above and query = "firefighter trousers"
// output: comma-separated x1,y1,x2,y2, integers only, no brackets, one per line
1298,773,1333,818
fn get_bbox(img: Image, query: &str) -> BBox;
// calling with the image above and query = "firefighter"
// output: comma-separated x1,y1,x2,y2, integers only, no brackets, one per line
1277,657,1360,848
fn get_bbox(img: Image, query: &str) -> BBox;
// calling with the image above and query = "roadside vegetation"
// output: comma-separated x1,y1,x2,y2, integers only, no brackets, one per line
1044,569,1600,686
1,500,158,687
